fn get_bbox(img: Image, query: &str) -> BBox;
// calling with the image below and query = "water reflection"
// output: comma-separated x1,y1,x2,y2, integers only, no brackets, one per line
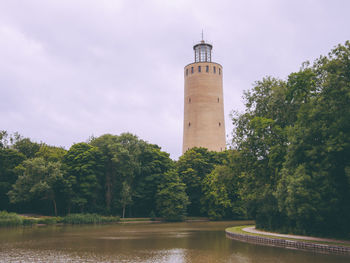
0,221,348,263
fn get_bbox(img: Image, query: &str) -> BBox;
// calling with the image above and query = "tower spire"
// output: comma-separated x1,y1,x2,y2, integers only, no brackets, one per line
201,30,204,42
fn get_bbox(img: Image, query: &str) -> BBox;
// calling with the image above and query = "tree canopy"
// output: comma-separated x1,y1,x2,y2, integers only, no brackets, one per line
229,41,350,236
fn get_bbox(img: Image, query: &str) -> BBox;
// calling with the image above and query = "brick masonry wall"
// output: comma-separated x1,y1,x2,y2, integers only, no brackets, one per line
183,62,226,153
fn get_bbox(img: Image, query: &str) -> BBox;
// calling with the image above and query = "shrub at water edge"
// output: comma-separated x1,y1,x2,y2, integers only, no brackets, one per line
62,213,120,224
0,211,23,226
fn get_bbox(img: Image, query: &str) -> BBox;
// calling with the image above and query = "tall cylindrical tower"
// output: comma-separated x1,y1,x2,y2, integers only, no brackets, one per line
182,39,226,154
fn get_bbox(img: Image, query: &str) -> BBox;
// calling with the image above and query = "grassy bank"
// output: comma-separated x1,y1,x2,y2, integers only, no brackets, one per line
1,211,221,227
63,213,120,224
0,211,26,226
226,225,350,247
0,211,120,226
120,218,153,222
0,211,60,226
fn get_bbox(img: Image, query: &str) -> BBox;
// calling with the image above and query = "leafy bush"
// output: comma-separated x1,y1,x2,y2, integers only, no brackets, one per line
37,217,58,225
100,215,121,223
0,211,23,226
62,213,120,224
22,218,36,226
0,211,120,227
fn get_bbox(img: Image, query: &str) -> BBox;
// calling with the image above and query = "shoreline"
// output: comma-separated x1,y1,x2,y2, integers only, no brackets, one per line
1,212,213,227
225,225,350,256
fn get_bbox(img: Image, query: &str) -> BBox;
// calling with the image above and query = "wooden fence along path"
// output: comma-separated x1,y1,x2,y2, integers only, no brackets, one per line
225,230,350,256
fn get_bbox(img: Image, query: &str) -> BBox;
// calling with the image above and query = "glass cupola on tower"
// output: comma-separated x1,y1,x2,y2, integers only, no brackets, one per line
193,40,212,62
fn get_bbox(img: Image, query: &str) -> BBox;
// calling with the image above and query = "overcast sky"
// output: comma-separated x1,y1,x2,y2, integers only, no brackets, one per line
1,0,349,159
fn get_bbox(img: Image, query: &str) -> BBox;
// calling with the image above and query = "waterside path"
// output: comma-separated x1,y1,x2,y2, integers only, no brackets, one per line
226,225,350,256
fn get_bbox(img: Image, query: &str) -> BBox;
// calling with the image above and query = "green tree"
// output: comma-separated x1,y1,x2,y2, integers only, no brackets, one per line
120,181,132,218
90,133,142,215
230,41,350,236
229,65,320,229
90,133,173,217
156,169,189,221
13,137,41,159
90,134,121,212
230,77,291,229
0,148,25,210
276,41,350,236
276,165,321,234
0,130,9,148
63,143,104,213
35,144,67,162
200,166,231,220
132,143,173,217
177,147,224,216
201,150,247,220
8,157,66,216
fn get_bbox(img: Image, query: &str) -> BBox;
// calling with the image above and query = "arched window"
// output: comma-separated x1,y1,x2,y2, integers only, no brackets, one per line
219,68,221,75
213,66,216,74
188,122,191,127
198,66,201,72
206,65,209,72
217,97,219,103
219,122,221,126
186,69,188,76
191,67,194,73
189,98,191,103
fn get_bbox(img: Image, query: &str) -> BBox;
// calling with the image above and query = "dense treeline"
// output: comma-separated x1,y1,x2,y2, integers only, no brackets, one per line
0,132,172,218
0,131,233,221
228,41,350,237
0,42,349,237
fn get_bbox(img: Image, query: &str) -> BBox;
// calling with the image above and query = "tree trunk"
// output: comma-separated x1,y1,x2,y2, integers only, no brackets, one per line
105,168,112,211
53,199,57,217
122,205,125,218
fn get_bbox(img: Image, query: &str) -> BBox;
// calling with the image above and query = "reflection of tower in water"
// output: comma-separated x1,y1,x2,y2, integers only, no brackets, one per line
182,38,226,154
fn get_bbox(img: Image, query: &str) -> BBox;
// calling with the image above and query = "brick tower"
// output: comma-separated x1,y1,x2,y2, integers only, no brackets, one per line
182,38,226,154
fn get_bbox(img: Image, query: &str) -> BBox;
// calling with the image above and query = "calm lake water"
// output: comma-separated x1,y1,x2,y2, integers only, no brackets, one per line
0,220,348,262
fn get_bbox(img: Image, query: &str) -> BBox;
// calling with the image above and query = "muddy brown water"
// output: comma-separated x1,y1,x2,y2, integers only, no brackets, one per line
0,220,348,262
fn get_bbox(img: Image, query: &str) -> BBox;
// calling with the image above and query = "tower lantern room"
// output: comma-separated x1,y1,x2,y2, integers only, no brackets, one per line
193,40,212,62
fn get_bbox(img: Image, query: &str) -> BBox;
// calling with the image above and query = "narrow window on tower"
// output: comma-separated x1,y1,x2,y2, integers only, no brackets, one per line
219,122,221,126
191,67,194,74
214,66,216,73
198,66,201,72
189,98,191,103
186,68,188,76
206,65,209,72
219,68,221,75
217,97,220,103
188,122,191,127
